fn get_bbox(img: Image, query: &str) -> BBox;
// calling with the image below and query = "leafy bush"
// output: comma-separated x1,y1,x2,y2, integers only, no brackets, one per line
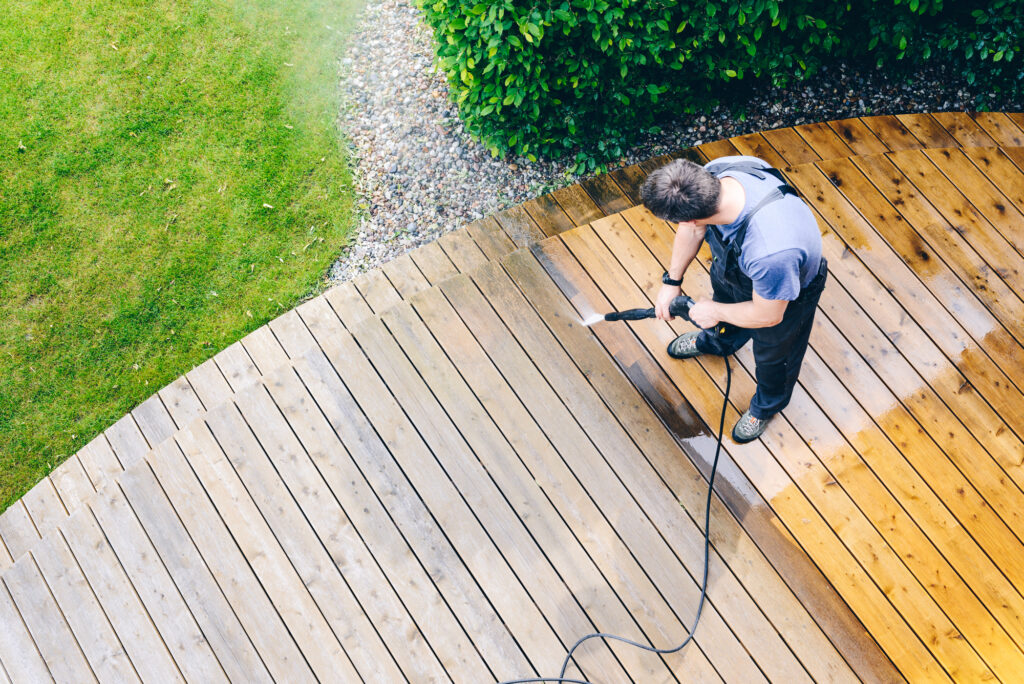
417,0,1021,172
417,0,838,172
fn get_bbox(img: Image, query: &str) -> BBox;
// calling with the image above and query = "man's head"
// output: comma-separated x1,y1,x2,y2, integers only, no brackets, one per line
640,159,721,223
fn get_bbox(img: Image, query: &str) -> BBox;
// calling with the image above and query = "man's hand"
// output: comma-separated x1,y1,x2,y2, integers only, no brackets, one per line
655,284,681,320
688,299,720,329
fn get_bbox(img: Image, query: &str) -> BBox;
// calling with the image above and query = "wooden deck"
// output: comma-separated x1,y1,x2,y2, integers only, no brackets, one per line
2,111,1024,682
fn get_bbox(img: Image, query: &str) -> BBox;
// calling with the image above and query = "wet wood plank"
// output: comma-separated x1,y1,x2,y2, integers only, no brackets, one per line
970,112,1024,147
826,118,888,155
960,147,1024,220
493,204,545,247
555,224,949,682
522,194,576,235
728,132,788,167
552,180,606,225
463,260,841,682
607,163,649,202
506,246,892,683
931,112,997,147
697,138,746,160
857,116,921,152
600,210,999,681
921,147,1024,261
578,173,634,216
795,122,855,160
896,113,959,148
850,151,1024,366
760,128,821,164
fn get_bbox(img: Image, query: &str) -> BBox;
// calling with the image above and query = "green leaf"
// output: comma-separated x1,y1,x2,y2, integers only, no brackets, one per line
725,69,737,77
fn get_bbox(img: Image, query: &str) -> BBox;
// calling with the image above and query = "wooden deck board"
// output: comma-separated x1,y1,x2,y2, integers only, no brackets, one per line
48,457,93,516
158,375,205,428
30,533,140,682
435,271,784,682
4,553,97,683
381,251,430,299
503,247,890,683
185,357,233,409
383,296,664,682
0,582,50,682
10,114,1024,683
292,338,522,679
60,504,202,683
410,238,460,284
465,259,853,683
636,203,1024,678
555,224,948,681
590,212,1004,680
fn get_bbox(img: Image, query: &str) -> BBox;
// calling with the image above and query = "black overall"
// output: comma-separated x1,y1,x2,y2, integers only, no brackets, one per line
695,161,829,420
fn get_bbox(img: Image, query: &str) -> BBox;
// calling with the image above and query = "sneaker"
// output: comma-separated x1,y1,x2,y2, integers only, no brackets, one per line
667,331,703,359
732,410,772,444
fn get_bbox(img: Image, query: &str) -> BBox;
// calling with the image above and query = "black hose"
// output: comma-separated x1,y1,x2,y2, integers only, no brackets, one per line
500,356,733,684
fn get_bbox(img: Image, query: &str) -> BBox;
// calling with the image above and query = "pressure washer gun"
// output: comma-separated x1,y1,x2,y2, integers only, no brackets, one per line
603,295,737,336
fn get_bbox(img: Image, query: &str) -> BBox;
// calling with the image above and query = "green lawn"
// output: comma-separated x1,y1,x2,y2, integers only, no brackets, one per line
0,0,365,512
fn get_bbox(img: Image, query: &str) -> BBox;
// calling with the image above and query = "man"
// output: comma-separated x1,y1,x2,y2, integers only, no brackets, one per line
639,156,827,443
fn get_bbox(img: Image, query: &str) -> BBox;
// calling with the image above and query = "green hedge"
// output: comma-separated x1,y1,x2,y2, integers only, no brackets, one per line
417,0,1021,172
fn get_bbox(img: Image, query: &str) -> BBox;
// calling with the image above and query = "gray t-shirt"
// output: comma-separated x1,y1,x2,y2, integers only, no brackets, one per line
705,156,822,301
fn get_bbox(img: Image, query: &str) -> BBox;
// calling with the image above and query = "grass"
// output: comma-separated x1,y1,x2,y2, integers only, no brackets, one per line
0,0,366,513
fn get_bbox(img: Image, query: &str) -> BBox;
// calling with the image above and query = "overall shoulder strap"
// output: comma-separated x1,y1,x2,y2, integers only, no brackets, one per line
731,184,799,249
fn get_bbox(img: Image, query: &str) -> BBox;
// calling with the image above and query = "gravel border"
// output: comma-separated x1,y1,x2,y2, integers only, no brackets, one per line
329,0,1020,283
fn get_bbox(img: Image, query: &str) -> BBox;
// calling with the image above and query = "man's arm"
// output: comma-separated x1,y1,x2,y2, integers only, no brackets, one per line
655,220,706,320
689,292,788,329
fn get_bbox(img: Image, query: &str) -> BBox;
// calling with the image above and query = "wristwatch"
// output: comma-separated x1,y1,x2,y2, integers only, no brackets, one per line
662,271,683,287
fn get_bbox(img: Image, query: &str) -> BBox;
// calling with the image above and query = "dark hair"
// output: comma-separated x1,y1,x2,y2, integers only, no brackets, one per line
640,159,721,222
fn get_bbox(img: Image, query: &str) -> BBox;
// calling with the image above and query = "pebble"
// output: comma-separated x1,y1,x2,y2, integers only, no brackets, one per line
330,0,1021,283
